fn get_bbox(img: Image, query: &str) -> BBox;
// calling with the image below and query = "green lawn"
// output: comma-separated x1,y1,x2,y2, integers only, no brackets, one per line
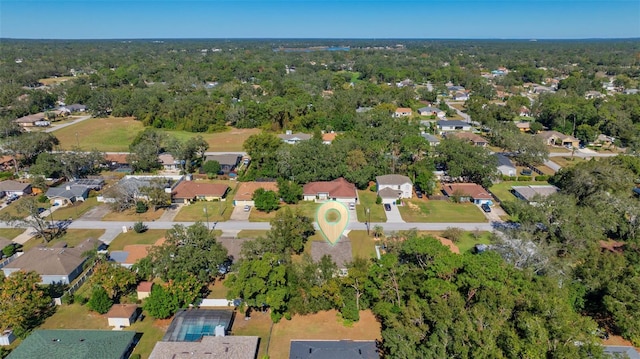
174,200,234,222
550,156,586,168
456,232,494,253
22,229,106,252
348,230,378,259
399,199,487,223
236,230,268,238
128,314,167,359
355,190,387,223
107,229,166,250
249,201,320,222
0,196,51,218
489,181,549,203
0,228,27,239
51,197,100,220
54,116,261,152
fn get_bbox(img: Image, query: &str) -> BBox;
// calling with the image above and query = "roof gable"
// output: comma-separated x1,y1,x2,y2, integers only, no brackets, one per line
442,183,492,200
172,181,229,199
303,178,357,198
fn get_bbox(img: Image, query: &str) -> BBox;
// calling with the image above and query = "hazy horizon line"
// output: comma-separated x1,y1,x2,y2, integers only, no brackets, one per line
2,37,640,41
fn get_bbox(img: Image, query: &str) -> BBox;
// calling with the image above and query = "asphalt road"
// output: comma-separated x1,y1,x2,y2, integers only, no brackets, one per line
44,115,92,132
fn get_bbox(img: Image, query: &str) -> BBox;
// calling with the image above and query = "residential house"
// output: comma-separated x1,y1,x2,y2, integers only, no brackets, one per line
171,181,229,203
511,185,559,204
278,131,312,144
519,106,531,117
376,175,412,202
45,178,103,206
233,181,278,207
14,113,49,127
158,153,183,171
593,134,615,148
536,130,580,148
0,330,16,346
106,304,139,328
150,336,259,359
515,121,531,132
442,183,493,205
137,282,153,300
2,238,104,285
418,106,445,118
437,120,472,133
446,132,488,147
289,340,379,359
532,85,554,94
602,346,640,359
99,175,182,203
0,156,15,171
421,133,440,146
585,91,605,100
7,330,136,359
0,180,31,197
64,103,87,112
356,106,373,113
447,85,466,92
303,177,358,204
496,154,517,176
109,238,165,269
103,153,129,169
322,132,337,144
453,91,469,101
623,89,639,95
394,107,412,118
205,154,242,174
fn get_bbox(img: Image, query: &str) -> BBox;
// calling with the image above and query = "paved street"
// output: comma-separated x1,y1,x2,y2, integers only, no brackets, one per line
44,115,92,132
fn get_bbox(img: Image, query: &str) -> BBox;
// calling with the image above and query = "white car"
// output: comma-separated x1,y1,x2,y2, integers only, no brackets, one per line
243,205,251,212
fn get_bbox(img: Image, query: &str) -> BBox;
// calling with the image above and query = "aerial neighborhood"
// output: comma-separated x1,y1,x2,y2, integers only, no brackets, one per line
0,39,639,359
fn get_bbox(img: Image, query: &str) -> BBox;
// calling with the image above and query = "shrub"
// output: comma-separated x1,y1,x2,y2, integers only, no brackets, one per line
61,292,74,305
375,195,382,204
74,293,88,305
518,176,532,181
130,355,141,359
87,287,113,314
369,185,377,192
535,175,550,181
37,194,49,203
2,244,16,257
133,221,148,233
442,227,465,243
135,201,148,213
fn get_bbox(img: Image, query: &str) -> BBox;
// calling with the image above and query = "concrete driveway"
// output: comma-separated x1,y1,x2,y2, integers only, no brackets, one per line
479,204,505,223
230,205,251,221
385,203,405,223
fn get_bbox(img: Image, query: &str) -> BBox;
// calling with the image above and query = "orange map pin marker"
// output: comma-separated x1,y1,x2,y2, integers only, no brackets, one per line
316,201,349,245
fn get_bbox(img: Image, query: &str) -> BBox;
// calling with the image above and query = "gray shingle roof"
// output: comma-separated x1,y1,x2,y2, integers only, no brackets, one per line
376,175,411,186
150,336,259,359
289,340,379,359
205,154,242,166
0,180,31,192
46,185,89,200
496,154,515,168
437,120,470,127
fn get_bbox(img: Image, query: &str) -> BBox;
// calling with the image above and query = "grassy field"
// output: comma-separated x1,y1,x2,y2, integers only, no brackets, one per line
0,196,51,218
39,76,76,85
355,190,386,223
417,230,493,254
102,207,166,222
51,197,100,220
550,156,586,168
399,199,487,223
54,116,261,152
249,201,320,222
174,200,234,222
0,228,26,239
22,229,105,251
348,230,378,259
490,181,549,203
107,229,166,250
206,278,230,299
236,230,269,238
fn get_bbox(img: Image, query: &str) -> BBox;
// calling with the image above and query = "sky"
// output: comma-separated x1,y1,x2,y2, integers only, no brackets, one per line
1,0,639,39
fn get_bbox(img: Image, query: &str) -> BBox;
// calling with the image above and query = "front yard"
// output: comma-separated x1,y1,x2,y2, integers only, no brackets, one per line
107,229,167,250
348,230,378,259
249,201,320,222
21,229,106,252
399,199,487,223
51,197,100,220
102,207,166,222
355,190,387,223
174,200,234,222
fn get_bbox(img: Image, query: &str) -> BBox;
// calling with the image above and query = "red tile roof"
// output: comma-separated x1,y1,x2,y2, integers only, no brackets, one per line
303,178,357,199
442,183,492,200
137,281,153,293
172,181,229,199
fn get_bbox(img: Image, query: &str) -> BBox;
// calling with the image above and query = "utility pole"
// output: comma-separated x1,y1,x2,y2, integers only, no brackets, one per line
366,208,371,235
203,205,210,231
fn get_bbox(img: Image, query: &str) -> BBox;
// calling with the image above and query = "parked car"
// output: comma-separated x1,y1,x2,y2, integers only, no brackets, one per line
384,203,391,211
243,205,251,212
37,207,46,214
481,203,492,213
416,190,423,198
349,202,355,210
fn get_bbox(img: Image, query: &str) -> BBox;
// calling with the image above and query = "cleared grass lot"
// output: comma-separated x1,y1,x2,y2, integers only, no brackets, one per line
355,190,387,223
489,181,550,204
54,116,261,152
249,201,320,222
107,229,167,250
399,199,487,223
21,229,106,252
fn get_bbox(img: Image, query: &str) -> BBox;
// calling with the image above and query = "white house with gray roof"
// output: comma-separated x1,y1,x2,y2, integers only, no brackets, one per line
0,180,32,197
496,154,516,176
376,174,413,201
278,131,312,144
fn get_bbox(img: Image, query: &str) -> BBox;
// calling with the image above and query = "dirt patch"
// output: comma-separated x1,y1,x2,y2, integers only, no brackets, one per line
433,235,460,254
603,335,640,351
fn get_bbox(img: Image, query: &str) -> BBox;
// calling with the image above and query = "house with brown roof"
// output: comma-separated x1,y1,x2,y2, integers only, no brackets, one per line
109,237,165,269
0,180,32,197
2,238,104,284
322,132,337,144
14,113,49,127
536,130,580,148
104,153,129,168
233,181,278,207
158,153,183,171
393,107,412,118
106,304,139,328
442,183,493,205
446,132,488,147
0,156,15,172
303,178,358,204
137,281,153,300
171,181,229,204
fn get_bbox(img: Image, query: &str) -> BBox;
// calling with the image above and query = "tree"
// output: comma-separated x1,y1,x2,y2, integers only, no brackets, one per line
167,135,209,173
87,286,113,314
148,222,229,282
127,128,167,173
29,152,62,178
133,221,148,233
436,137,498,187
143,284,176,319
277,178,302,204
202,160,221,177
0,271,53,338
90,262,138,300
243,132,282,178
144,275,205,319
4,132,59,168
0,197,61,243
140,178,172,210
253,188,279,212
135,201,148,213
